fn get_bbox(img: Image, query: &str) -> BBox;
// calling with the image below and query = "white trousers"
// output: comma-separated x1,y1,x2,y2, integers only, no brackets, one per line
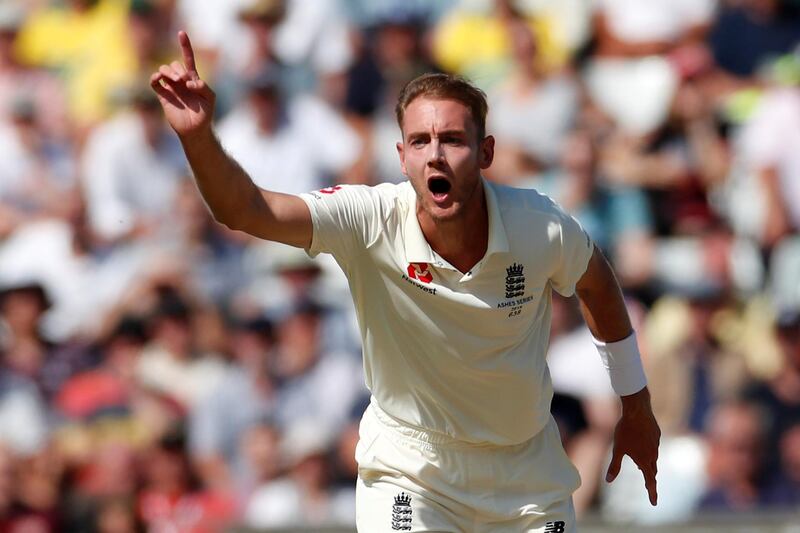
355,402,580,532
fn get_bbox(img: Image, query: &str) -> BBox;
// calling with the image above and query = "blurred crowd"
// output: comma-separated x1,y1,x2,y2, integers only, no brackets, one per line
0,0,799,530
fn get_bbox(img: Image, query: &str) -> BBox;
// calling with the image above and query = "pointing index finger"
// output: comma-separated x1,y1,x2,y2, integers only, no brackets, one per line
642,465,658,506
178,31,198,79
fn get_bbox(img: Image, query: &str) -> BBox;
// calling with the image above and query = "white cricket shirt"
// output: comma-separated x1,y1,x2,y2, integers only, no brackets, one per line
300,179,593,445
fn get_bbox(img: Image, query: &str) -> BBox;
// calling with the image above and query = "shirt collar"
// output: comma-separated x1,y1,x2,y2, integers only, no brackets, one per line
402,178,509,263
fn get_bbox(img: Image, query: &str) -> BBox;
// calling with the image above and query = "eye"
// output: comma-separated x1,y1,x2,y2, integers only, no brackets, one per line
410,138,426,147
443,136,463,145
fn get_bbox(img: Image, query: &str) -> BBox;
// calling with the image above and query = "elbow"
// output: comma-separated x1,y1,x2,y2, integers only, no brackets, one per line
210,209,243,232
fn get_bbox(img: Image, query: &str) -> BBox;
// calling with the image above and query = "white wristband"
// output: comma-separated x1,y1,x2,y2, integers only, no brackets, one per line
592,332,648,397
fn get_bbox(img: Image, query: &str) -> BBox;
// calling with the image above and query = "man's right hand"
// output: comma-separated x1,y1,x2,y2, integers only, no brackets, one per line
150,31,215,140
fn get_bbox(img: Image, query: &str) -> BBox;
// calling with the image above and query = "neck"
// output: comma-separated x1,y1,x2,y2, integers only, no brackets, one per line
417,180,489,274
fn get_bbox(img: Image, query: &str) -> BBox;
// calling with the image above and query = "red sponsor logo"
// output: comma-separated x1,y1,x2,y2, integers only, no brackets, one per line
407,262,433,284
319,186,343,194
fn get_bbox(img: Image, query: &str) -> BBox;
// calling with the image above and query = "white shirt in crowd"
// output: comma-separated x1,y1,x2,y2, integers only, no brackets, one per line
218,95,361,195
81,111,187,241
594,0,717,44
300,179,593,445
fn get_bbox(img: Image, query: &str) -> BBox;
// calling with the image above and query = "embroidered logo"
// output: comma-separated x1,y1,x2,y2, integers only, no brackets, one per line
319,185,343,194
391,492,412,531
407,262,433,284
544,520,566,533
505,263,525,298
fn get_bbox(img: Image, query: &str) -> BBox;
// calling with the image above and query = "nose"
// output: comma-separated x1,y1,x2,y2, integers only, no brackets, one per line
426,139,446,168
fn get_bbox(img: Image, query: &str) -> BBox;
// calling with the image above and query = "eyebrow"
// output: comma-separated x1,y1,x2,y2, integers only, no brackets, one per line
406,129,468,139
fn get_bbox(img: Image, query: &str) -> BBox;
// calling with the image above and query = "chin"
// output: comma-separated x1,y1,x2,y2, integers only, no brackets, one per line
424,201,462,222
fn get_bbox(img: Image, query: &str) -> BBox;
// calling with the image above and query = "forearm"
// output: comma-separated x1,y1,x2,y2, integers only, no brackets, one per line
576,247,647,396
179,128,262,230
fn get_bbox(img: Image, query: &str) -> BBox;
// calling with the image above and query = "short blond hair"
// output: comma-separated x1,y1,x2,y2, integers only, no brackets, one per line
395,73,488,141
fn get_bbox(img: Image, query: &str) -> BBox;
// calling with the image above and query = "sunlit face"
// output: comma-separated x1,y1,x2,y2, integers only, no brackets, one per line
397,97,494,222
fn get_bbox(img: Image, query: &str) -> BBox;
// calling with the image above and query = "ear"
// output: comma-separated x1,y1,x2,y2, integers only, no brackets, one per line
396,141,408,176
479,135,495,170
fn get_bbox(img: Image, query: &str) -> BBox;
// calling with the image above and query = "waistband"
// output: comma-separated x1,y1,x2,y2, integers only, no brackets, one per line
367,399,532,451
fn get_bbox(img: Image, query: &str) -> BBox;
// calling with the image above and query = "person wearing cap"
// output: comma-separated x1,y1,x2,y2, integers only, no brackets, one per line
215,64,362,196
152,33,659,531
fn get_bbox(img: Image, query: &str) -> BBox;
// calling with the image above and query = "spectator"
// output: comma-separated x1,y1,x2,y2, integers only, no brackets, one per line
188,315,277,492
519,130,655,287
81,87,187,246
0,4,69,141
217,67,362,195
764,423,800,506
699,400,770,511
135,290,227,410
744,308,800,480
271,300,365,437
137,428,237,533
487,19,579,180
55,317,147,422
16,0,145,128
587,0,716,135
736,79,800,248
345,10,437,185
244,421,353,528
0,372,47,458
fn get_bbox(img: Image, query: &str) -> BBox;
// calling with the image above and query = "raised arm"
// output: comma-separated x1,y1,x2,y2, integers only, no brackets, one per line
575,246,661,506
150,31,312,248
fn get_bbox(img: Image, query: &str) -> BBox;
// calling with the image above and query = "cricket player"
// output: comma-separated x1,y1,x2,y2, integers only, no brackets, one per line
151,31,661,532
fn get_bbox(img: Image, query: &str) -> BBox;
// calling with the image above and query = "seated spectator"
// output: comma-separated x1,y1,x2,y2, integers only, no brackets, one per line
644,289,749,435
15,0,143,128
241,241,359,353
137,428,237,533
135,290,227,411
188,315,277,492
699,400,771,511
344,9,436,185
0,4,69,141
0,442,61,532
238,421,282,494
0,99,78,237
81,87,187,247
0,278,93,404
517,130,654,288
736,83,800,248
587,0,716,135
487,19,579,179
217,67,361,195
244,420,354,528
743,308,800,480
432,0,584,86
56,317,147,422
271,300,365,437
0,372,47,458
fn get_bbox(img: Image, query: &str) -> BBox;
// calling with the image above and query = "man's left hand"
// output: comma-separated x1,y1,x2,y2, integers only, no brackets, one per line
605,386,661,505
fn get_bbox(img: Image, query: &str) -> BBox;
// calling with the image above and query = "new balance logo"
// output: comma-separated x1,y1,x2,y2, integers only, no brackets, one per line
391,492,412,531
544,520,566,533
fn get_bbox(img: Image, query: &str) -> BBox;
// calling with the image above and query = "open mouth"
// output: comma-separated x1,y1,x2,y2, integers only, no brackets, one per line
427,177,451,201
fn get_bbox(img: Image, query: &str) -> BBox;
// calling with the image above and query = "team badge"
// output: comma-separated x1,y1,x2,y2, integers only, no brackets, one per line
505,263,525,298
391,492,412,531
